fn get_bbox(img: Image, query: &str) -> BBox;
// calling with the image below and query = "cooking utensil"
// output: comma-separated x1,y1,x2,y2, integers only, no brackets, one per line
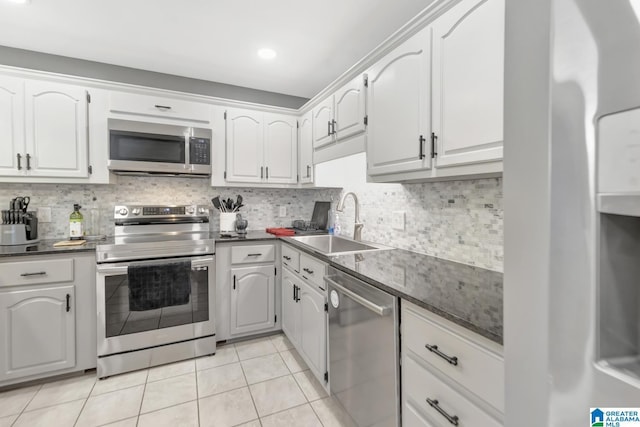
212,196,223,212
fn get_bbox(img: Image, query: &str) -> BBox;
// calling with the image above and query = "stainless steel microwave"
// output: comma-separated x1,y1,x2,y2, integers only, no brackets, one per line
108,119,212,177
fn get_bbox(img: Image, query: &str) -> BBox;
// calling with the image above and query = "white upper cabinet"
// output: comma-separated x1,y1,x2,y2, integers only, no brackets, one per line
0,76,24,176
312,74,367,151
226,108,264,183
367,27,431,177
333,76,366,141
432,0,505,168
298,112,314,184
264,113,297,184
109,91,211,124
24,81,89,178
0,76,90,179
312,97,334,149
225,108,298,185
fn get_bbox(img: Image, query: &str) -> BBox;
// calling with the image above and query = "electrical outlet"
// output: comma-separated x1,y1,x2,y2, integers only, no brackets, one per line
392,265,406,285
279,206,287,217
38,207,52,223
392,211,405,230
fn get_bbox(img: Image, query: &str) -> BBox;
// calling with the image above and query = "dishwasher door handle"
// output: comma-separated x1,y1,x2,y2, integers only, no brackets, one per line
324,276,391,316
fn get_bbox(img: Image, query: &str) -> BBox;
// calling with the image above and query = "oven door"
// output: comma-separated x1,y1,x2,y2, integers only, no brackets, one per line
96,255,215,357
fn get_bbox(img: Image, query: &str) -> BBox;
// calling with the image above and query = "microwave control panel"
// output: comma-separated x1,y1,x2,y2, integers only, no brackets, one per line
189,137,211,165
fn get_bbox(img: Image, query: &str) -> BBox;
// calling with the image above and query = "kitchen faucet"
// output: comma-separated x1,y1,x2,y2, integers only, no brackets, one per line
336,192,363,241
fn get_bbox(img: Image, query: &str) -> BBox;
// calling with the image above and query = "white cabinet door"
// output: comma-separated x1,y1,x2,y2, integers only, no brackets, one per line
226,108,264,183
299,112,313,184
0,76,24,176
264,113,297,184
0,286,75,381
312,97,334,149
298,281,326,380
367,27,431,176
281,269,300,347
230,264,275,336
334,75,366,142
432,0,504,168
24,81,89,178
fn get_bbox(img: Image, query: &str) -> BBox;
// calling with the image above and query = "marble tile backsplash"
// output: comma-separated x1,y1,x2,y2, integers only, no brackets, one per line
335,178,503,271
0,176,503,271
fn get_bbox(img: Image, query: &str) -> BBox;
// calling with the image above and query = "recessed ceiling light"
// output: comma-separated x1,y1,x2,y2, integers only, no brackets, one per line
257,48,277,60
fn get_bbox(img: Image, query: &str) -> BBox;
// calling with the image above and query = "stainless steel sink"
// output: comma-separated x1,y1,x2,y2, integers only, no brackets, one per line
288,235,392,256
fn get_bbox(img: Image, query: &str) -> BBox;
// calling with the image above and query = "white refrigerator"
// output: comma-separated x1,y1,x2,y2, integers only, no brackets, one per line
504,0,640,425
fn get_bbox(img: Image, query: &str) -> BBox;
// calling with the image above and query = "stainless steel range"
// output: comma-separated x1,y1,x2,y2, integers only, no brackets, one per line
95,204,215,378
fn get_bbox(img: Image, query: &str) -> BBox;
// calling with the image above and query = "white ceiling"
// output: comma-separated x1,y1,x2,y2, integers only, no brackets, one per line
0,0,434,99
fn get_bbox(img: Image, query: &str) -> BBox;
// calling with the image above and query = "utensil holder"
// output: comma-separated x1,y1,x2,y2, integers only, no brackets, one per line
219,212,236,232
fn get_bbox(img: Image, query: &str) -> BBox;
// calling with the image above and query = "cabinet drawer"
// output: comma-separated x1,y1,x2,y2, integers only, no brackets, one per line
109,92,211,123
231,244,275,264
404,355,501,427
0,258,74,287
299,254,327,290
281,245,300,272
403,303,504,412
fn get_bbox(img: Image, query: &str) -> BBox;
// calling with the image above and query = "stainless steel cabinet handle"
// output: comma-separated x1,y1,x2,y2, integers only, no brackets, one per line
306,165,310,178
419,135,426,159
303,267,314,274
424,344,458,366
154,104,172,110
327,121,331,136
261,166,264,179
233,275,236,290
20,271,46,277
66,294,71,312
331,119,337,135
324,277,391,316
292,283,296,300
426,398,459,426
247,253,263,257
16,153,22,170
266,167,269,179
283,255,291,260
26,153,31,170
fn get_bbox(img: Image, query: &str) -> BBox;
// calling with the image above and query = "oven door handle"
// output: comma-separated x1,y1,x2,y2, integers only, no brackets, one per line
97,256,214,275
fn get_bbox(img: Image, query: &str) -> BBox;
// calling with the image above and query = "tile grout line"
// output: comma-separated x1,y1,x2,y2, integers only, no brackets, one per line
237,348,262,425
73,375,98,427
134,368,150,427
194,360,201,427
7,383,41,427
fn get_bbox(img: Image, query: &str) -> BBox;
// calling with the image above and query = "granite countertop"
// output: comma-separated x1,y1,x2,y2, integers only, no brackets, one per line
281,238,503,344
0,239,101,258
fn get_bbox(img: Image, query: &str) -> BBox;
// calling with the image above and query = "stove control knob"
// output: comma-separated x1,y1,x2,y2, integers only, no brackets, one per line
132,208,141,216
186,206,196,215
118,207,129,216
198,207,208,214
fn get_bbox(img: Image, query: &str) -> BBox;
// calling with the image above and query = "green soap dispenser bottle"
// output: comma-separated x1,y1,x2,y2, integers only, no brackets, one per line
69,204,84,240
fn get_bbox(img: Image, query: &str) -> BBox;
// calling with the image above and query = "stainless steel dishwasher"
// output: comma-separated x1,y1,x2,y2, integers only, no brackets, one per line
324,266,399,427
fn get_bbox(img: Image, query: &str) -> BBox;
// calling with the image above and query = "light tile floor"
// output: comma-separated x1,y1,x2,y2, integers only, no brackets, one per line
0,334,357,427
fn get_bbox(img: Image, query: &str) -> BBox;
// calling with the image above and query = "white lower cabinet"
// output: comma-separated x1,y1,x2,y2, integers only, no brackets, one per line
216,242,281,341
280,244,328,386
0,253,96,387
401,300,504,426
281,271,299,346
230,264,276,336
298,281,326,377
0,285,76,380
